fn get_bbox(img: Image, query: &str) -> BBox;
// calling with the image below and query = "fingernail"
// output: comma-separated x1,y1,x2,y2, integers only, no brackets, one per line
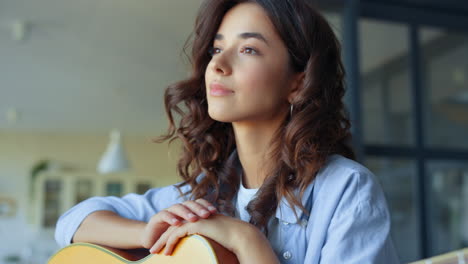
188,213,196,219
208,206,217,211
150,247,158,254
171,218,179,224
200,209,209,215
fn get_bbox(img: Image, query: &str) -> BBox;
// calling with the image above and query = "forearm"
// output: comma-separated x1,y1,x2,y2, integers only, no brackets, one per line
233,225,280,264
72,210,146,249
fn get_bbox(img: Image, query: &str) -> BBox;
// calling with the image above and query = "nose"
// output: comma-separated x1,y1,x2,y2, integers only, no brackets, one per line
209,52,232,76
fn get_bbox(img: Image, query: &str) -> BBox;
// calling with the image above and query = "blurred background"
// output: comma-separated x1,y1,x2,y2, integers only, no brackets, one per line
0,0,467,263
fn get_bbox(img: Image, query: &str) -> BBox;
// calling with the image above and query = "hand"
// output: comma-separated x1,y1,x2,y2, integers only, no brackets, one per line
140,199,217,249
151,214,280,264
149,214,254,255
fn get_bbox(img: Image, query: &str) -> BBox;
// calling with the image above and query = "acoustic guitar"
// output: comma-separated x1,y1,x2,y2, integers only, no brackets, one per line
48,234,239,264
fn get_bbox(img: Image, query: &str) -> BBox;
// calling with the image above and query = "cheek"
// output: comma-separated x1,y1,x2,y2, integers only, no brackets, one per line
240,64,273,91
239,61,289,97
205,67,215,93
204,64,212,86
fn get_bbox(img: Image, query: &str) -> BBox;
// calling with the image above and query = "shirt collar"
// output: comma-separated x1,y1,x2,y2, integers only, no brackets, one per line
275,180,314,223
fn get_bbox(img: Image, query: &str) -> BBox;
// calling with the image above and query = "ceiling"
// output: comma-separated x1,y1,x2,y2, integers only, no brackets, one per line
0,0,203,136
0,0,456,136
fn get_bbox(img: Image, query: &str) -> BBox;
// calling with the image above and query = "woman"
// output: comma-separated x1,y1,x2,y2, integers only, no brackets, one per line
55,0,400,263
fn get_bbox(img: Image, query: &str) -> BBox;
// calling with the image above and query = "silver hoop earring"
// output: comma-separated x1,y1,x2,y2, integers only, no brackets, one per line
290,104,294,116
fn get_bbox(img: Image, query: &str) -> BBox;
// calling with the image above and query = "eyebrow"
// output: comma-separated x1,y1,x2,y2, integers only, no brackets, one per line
214,32,269,46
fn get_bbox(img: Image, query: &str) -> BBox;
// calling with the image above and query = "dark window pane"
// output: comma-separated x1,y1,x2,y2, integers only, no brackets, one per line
106,181,123,197
360,19,414,146
427,161,468,255
136,182,151,194
365,157,420,262
75,179,93,204
43,180,62,228
421,28,468,149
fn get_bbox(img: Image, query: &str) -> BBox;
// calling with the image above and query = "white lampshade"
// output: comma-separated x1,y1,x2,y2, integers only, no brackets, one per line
97,130,131,174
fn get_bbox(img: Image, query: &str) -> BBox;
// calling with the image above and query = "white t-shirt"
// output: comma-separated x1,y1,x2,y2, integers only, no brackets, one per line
235,176,259,222
234,175,284,255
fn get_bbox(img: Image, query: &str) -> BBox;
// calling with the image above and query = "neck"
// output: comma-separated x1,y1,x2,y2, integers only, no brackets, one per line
232,114,287,189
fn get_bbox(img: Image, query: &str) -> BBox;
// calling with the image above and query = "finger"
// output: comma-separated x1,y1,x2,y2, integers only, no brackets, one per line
182,200,212,218
195,198,218,213
163,228,189,255
143,212,181,249
157,210,183,226
150,227,173,254
166,204,199,222
150,238,164,254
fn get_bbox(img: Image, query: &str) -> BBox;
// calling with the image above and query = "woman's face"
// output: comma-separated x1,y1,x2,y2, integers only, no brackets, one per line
205,2,301,124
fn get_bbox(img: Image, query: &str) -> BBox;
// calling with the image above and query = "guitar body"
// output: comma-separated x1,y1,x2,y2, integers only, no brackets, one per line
48,235,239,264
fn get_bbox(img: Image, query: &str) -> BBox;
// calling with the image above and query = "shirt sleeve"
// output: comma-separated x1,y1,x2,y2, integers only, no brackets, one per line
54,183,188,247
318,171,400,264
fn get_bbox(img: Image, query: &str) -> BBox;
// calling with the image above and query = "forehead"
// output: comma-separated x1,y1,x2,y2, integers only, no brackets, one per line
216,2,279,42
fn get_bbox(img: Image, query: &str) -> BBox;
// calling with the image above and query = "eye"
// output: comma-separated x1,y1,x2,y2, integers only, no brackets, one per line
208,47,222,56
240,47,259,55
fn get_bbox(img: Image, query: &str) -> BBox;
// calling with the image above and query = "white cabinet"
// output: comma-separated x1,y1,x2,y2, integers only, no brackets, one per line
32,171,157,230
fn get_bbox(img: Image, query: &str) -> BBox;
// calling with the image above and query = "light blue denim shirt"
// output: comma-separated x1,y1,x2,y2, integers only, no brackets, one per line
55,152,400,264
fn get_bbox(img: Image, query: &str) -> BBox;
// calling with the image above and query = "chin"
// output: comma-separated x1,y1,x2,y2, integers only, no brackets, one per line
208,109,238,123
208,113,233,123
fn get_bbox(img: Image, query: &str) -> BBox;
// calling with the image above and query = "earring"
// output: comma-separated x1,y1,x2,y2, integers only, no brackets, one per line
290,104,294,116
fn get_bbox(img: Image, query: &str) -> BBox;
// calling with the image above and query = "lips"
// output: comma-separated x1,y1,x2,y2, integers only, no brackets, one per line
209,82,234,96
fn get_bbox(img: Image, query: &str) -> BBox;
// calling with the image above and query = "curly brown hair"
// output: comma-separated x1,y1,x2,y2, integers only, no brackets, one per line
156,0,355,234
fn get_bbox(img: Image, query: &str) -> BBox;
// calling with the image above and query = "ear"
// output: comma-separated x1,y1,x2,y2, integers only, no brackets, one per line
287,72,305,104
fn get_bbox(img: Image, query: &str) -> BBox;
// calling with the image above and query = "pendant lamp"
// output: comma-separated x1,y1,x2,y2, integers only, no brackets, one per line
97,130,131,174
